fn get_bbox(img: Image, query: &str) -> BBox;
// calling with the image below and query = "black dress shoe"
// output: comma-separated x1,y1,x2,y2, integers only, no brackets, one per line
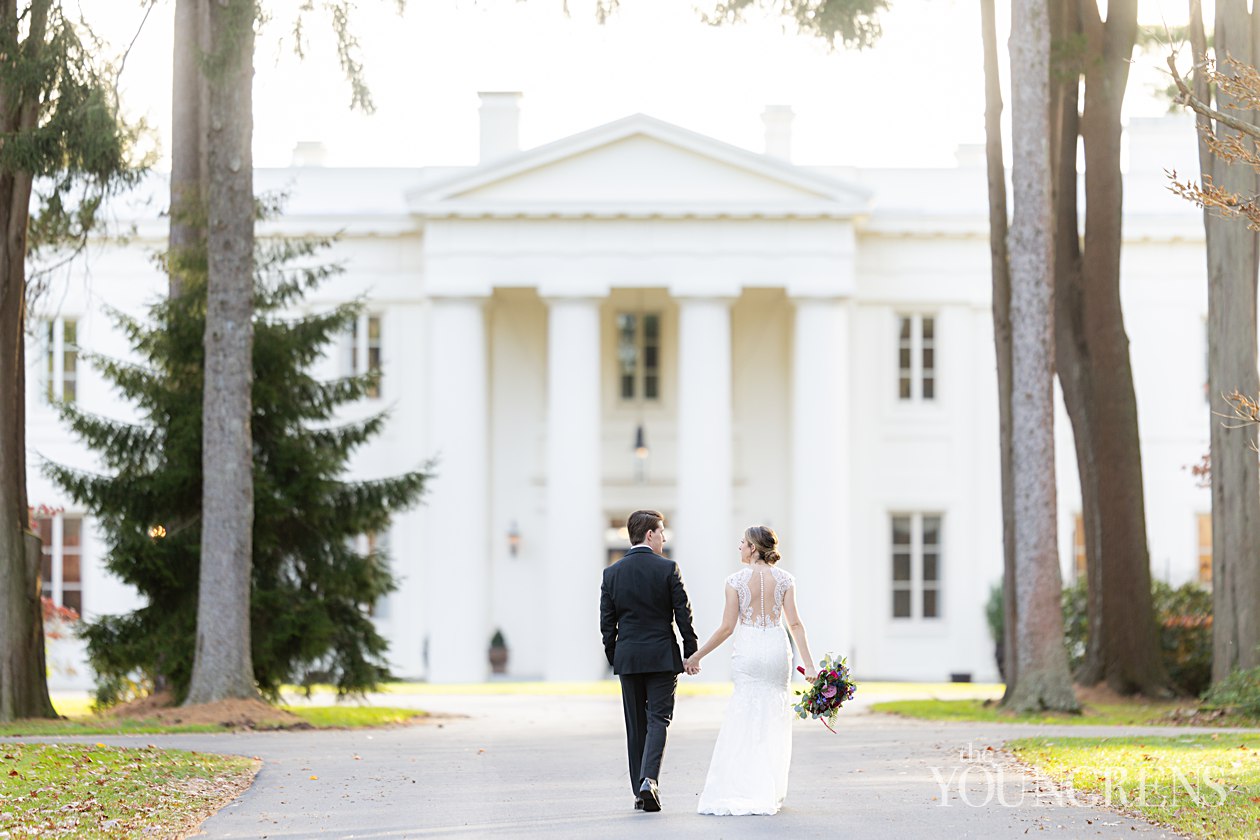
634,798,644,810
638,778,661,812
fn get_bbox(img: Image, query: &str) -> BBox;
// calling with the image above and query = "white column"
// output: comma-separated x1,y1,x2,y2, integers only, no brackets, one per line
423,295,490,683
544,295,605,681
790,296,852,671
675,296,733,679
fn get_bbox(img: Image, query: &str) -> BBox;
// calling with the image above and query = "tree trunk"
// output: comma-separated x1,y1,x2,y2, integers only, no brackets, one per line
0,177,56,720
1005,0,1079,713
186,0,258,705
168,0,209,300
0,0,59,723
1050,0,1171,696
1076,0,1168,696
980,0,1017,700
1194,0,1260,683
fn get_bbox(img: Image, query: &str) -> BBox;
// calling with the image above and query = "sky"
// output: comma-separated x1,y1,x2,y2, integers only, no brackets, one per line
96,0,1199,171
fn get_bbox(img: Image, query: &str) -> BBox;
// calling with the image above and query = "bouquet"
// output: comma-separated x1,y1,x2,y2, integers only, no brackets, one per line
794,653,857,733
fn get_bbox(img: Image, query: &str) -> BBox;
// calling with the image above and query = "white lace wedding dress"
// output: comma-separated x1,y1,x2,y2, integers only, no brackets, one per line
696,565,795,816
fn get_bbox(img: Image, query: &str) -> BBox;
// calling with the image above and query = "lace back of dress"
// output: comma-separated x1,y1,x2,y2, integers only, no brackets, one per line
734,567,789,629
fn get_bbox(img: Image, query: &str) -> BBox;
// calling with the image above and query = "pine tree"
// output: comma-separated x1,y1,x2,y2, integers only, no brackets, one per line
46,234,428,705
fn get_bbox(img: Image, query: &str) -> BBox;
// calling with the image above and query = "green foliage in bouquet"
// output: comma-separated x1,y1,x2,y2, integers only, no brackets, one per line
45,231,430,706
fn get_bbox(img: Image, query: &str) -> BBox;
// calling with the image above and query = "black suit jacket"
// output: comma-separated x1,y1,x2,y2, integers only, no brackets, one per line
600,546,698,675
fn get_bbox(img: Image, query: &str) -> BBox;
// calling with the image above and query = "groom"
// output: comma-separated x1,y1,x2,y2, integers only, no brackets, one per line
600,509,699,813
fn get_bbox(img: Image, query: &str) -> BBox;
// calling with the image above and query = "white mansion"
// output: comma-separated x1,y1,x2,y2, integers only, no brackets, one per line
29,95,1213,687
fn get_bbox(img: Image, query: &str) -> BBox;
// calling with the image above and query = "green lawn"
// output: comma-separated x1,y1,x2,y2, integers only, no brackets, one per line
281,705,428,728
1009,735,1260,839
0,742,257,839
0,703,428,737
870,698,1254,727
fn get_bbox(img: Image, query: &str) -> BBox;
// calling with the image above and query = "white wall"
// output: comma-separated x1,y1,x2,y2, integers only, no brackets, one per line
26,116,1228,687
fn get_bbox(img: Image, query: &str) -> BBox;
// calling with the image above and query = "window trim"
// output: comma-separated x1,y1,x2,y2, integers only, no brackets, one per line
1197,512,1212,586
615,310,663,403
44,316,79,403
37,511,83,614
1072,512,1087,582
348,312,383,399
354,530,390,618
895,313,937,403
889,512,944,622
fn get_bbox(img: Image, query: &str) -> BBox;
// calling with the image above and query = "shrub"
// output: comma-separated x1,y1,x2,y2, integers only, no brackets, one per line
1152,580,1213,697
1061,579,1088,674
985,582,1003,644
989,577,1213,695
985,582,1005,679
1202,666,1260,716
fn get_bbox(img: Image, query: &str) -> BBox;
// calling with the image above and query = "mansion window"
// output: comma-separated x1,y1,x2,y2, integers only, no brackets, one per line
44,317,79,403
891,513,941,620
346,313,382,399
897,314,935,401
617,313,661,401
354,531,389,618
1073,513,1087,581
36,512,82,614
1198,513,1212,586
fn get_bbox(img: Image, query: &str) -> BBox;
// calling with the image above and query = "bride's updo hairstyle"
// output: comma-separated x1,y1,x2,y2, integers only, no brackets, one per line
745,526,781,565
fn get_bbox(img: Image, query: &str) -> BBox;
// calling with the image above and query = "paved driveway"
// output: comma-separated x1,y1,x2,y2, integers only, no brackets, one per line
21,687,1207,838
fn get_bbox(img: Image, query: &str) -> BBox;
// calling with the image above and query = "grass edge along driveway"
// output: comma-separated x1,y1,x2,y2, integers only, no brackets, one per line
870,697,1260,728
0,742,257,839
1007,735,1260,840
0,704,430,737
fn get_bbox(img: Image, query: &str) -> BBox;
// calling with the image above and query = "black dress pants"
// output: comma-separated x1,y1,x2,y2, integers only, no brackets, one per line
618,670,678,796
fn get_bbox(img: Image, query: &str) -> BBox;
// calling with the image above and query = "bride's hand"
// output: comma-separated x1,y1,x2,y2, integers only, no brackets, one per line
684,654,701,675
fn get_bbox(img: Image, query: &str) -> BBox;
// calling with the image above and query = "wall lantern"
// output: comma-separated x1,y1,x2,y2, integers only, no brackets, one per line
634,424,649,460
507,520,521,557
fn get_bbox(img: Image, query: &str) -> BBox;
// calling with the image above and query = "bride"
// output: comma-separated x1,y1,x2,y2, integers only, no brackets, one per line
684,525,816,816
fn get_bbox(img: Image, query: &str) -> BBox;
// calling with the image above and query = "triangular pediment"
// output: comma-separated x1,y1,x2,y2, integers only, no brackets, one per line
408,114,870,219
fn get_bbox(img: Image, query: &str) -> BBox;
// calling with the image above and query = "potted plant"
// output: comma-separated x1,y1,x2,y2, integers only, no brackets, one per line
488,628,509,674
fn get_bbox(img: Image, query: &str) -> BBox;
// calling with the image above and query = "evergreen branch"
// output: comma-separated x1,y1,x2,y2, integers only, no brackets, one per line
52,402,160,465
307,411,389,456
327,470,431,534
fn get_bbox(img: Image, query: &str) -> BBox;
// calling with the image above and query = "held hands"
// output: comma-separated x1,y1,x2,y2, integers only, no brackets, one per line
684,654,701,675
